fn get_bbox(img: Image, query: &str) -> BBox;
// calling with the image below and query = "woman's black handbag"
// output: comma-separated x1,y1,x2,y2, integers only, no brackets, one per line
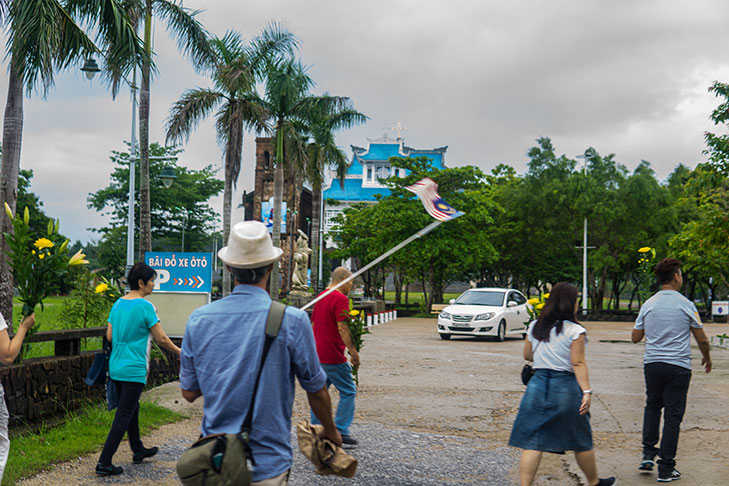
176,302,286,486
84,352,107,386
84,338,111,386
521,340,539,385
521,364,535,385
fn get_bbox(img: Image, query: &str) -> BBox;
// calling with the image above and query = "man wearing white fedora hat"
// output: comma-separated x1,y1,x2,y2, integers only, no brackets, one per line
180,221,341,486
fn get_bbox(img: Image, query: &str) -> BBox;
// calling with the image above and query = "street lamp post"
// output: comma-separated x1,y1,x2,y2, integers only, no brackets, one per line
84,59,139,272
575,150,595,317
83,59,178,272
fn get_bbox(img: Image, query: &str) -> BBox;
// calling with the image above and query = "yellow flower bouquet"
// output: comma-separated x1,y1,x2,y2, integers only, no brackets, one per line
341,309,370,386
3,203,88,357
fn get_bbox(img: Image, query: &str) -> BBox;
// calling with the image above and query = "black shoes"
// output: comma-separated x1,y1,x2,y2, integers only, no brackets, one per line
657,468,681,482
639,453,656,472
595,478,616,486
132,446,159,464
95,462,123,476
340,434,358,447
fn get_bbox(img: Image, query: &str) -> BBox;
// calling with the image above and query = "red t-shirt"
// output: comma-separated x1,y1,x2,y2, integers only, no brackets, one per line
312,290,350,364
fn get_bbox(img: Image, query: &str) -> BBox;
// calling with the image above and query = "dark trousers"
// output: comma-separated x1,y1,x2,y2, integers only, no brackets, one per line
99,381,145,465
642,362,691,473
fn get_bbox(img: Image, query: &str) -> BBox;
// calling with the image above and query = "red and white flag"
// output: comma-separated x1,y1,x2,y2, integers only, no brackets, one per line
404,177,465,221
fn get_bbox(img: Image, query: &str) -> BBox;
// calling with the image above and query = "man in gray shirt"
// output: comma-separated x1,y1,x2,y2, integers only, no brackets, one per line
632,258,711,483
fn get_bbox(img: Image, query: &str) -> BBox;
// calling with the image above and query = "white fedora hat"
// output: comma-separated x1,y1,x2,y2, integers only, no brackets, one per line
218,221,283,269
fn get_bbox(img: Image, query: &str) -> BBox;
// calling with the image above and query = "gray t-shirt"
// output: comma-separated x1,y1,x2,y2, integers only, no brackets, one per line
634,290,702,369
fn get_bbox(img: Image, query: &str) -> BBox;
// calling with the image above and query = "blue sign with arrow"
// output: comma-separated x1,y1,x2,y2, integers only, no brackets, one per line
145,252,212,293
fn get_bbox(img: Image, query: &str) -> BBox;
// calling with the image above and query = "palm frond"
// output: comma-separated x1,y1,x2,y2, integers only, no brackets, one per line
210,31,256,94
63,0,149,98
8,0,97,95
154,0,214,70
264,58,314,118
247,21,298,79
165,87,224,145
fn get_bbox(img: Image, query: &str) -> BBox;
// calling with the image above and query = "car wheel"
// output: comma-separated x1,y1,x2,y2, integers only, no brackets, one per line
521,332,527,340
496,320,506,342
440,333,451,340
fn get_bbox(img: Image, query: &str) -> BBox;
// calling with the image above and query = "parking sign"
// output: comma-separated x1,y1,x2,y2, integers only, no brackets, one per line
145,252,212,293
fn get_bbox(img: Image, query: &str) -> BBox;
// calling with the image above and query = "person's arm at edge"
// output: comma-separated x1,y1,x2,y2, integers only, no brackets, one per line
336,319,360,370
690,327,712,373
631,328,644,343
570,334,591,415
307,386,342,446
181,388,202,402
523,338,533,361
0,314,35,365
150,322,181,355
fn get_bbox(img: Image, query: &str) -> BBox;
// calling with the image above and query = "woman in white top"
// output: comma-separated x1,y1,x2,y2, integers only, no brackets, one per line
0,312,35,481
509,282,615,486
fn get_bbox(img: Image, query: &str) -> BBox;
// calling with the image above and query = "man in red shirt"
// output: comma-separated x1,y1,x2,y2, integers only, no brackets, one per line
310,266,360,446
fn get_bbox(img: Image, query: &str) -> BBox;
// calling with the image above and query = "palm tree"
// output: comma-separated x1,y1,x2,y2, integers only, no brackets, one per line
165,25,297,296
261,60,367,298
260,58,316,298
301,97,367,291
132,0,212,259
0,0,145,322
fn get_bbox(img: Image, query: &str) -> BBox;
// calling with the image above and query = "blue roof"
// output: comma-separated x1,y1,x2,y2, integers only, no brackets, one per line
323,139,447,203
324,178,391,201
357,143,401,161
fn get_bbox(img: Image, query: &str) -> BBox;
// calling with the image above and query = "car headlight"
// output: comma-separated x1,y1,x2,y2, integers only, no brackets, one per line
475,312,495,321
440,311,451,319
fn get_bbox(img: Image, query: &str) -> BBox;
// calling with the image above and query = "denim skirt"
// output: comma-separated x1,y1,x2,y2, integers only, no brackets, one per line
508,369,593,453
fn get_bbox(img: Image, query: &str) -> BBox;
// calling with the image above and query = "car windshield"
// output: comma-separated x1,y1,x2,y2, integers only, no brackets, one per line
454,291,505,306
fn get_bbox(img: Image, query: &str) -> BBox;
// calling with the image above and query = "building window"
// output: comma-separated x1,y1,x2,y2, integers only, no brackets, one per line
364,163,391,186
324,209,343,231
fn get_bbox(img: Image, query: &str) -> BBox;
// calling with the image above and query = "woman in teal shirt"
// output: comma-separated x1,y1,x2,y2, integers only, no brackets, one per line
96,262,181,476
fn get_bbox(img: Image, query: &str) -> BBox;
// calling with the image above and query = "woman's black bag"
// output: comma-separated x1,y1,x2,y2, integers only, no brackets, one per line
84,338,111,386
521,363,535,385
521,340,539,385
176,302,286,486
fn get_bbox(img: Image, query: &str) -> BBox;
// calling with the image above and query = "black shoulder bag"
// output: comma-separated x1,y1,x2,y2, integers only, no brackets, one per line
177,301,287,486
521,340,540,386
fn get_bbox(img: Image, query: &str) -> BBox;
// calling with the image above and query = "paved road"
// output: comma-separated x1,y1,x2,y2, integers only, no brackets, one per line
16,317,729,485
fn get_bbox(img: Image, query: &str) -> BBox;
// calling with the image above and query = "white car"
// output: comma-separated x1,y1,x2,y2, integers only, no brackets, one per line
437,288,530,341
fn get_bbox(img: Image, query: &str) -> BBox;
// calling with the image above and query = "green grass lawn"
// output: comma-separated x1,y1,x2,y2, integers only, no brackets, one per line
11,296,103,359
4,400,186,486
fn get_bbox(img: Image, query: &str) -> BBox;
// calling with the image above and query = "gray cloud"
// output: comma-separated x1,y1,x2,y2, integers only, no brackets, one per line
2,0,729,243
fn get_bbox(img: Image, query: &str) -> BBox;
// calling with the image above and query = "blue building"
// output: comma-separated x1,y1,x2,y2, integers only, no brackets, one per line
322,133,448,233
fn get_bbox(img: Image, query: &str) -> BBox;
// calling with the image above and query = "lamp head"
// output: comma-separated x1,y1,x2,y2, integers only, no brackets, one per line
159,166,177,188
80,57,101,80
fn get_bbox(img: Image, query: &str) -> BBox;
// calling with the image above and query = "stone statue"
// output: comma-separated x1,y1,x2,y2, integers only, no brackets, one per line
292,230,311,291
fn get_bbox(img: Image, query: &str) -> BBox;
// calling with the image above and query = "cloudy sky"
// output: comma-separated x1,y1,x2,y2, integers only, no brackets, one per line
2,0,729,244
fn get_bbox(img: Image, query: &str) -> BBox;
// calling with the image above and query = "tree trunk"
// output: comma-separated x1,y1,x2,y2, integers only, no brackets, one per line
393,268,402,304
0,64,23,326
310,185,321,292
222,153,233,296
593,266,608,312
270,125,285,298
221,102,243,297
138,2,153,259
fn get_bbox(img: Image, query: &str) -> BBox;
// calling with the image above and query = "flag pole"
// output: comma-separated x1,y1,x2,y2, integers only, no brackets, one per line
300,219,444,311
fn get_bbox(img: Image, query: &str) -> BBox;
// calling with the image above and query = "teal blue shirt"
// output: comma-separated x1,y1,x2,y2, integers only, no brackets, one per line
108,298,159,383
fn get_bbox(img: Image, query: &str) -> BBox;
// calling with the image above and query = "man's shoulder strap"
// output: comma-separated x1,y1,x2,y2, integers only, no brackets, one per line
266,301,287,338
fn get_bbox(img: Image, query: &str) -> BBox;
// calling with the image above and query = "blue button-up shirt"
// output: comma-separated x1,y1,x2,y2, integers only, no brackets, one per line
180,285,327,482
